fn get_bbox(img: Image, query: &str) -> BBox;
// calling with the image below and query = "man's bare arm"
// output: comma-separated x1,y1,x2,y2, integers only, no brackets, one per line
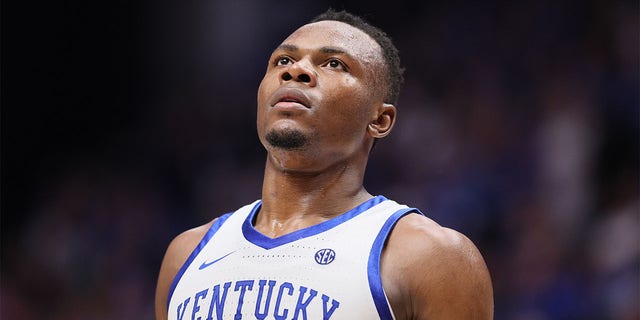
382,214,494,319
155,221,214,320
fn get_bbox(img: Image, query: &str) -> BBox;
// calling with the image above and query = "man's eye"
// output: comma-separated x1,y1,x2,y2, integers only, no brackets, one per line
325,59,346,70
275,57,291,66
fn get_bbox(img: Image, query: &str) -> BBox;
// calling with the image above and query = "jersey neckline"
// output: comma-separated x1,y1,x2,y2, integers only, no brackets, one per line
241,195,387,249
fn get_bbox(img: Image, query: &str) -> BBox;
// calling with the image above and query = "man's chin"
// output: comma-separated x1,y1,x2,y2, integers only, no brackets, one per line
265,129,309,150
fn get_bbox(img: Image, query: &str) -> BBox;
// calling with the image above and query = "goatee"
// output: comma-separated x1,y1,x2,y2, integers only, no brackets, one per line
265,128,308,150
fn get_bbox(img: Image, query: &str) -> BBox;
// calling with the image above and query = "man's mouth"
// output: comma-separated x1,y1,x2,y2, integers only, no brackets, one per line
270,88,311,109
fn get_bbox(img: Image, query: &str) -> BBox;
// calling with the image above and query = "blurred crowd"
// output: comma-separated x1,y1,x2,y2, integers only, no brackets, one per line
2,0,638,319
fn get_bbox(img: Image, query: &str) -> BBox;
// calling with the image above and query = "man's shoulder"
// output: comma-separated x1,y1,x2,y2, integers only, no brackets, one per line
162,219,217,275
387,213,480,267
155,218,218,320
383,213,494,318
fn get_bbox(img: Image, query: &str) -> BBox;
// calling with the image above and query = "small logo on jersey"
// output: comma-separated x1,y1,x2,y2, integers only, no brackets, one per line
199,251,236,270
314,248,336,265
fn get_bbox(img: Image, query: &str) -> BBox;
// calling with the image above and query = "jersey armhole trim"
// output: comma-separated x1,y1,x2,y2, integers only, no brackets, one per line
166,212,233,308
368,208,424,320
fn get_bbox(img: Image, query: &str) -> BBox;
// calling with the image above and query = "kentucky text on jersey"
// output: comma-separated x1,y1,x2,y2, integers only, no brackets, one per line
175,279,341,320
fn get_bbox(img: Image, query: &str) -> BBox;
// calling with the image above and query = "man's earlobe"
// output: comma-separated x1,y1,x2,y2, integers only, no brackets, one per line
367,103,396,138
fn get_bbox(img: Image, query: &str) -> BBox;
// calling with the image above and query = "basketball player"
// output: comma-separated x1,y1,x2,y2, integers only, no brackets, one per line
155,10,493,319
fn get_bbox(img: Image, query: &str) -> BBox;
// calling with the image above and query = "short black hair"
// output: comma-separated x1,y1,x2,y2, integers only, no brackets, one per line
311,9,404,105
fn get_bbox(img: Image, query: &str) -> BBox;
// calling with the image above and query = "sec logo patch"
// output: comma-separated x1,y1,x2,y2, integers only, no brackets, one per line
315,248,336,265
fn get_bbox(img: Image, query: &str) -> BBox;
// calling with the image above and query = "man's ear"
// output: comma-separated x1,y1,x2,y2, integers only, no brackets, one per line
367,103,397,138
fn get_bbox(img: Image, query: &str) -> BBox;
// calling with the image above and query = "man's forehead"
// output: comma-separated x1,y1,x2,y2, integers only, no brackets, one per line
280,20,383,65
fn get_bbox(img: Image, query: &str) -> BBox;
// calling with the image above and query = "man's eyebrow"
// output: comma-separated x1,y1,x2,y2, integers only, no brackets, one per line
319,46,347,54
274,44,348,55
276,44,298,52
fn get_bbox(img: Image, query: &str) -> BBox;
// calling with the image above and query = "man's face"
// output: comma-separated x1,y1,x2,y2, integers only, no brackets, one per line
256,20,386,170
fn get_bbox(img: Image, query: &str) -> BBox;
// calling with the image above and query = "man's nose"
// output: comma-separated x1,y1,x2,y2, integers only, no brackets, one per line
280,60,317,87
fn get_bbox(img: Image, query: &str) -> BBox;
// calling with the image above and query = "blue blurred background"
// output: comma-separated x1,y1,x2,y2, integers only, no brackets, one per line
2,0,638,319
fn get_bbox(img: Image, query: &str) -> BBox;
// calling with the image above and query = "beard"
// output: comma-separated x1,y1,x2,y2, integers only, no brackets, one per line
265,128,309,150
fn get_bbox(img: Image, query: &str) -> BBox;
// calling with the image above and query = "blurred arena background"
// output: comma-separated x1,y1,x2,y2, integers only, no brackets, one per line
2,0,638,319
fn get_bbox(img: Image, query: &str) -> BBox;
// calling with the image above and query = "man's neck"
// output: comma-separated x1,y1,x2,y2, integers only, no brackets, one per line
255,156,372,238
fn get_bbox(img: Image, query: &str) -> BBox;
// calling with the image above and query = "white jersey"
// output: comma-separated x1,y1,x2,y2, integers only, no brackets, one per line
167,195,420,320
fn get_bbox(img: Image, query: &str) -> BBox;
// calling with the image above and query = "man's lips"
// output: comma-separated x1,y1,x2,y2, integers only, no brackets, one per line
269,88,312,109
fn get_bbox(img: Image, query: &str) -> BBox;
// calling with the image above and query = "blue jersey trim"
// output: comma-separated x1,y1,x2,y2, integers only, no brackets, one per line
368,207,423,320
166,212,233,308
242,195,388,250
